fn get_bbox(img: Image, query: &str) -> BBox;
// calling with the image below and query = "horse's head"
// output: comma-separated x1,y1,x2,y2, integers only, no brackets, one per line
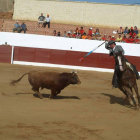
115,51,126,72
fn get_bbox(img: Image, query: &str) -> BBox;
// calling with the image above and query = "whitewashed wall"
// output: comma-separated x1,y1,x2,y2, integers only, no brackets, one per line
13,0,140,28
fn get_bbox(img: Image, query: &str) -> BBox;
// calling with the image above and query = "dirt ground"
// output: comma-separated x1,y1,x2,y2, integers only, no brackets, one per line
0,63,140,140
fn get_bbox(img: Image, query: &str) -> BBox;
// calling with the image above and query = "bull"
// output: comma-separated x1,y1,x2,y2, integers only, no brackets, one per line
10,71,81,99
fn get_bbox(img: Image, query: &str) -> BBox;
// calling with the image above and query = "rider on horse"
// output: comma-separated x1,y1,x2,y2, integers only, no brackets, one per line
105,40,140,88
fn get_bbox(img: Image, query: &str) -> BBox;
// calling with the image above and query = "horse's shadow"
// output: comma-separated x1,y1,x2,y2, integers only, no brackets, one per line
15,92,80,100
101,93,133,109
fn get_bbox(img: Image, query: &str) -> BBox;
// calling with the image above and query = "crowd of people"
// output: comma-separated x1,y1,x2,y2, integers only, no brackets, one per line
12,13,140,44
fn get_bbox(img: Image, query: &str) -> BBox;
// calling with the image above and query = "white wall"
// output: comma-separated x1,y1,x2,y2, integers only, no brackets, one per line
0,32,140,57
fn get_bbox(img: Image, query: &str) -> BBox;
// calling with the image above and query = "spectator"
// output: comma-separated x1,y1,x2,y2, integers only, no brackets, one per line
75,27,79,34
67,31,72,38
72,32,76,38
110,36,116,41
18,22,27,33
116,35,122,42
123,26,128,34
53,30,57,36
43,14,51,28
134,36,140,44
88,28,93,36
102,34,107,41
82,32,88,39
79,27,84,36
122,35,127,43
127,36,134,43
117,26,123,34
94,28,100,35
107,35,111,41
57,31,61,37
138,33,140,39
38,13,45,27
63,31,67,37
134,26,139,35
129,27,136,38
13,21,20,33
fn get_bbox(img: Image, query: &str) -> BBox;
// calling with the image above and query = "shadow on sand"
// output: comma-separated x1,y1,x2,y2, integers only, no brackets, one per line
101,93,134,109
15,92,80,100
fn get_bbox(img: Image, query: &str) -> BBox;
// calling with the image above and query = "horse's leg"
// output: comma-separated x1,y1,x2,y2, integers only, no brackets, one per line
133,83,140,104
124,86,139,110
119,86,133,106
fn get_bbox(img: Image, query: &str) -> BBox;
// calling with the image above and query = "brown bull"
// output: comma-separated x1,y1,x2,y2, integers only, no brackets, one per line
10,71,81,99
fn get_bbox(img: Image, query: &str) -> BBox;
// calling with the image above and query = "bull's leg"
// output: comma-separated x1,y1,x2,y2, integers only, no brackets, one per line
124,86,139,110
133,84,140,104
49,90,56,99
32,87,43,99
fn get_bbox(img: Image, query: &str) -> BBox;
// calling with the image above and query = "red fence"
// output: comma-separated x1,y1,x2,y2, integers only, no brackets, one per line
0,45,12,63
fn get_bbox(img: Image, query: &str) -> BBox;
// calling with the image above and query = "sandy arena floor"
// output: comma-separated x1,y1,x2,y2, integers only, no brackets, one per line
0,63,140,140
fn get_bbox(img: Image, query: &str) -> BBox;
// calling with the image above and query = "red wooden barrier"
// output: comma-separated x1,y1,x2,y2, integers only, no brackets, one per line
0,45,12,63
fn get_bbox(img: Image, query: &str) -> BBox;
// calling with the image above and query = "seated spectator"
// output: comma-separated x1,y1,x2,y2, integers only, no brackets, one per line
123,26,128,34
82,32,88,39
110,36,116,41
38,13,45,27
88,28,93,36
129,27,136,38
72,32,76,38
43,14,51,28
18,22,27,33
87,34,92,40
126,36,134,43
107,35,111,41
116,35,122,42
57,31,61,37
75,27,79,34
101,34,107,41
80,27,84,36
67,31,72,38
63,31,67,37
122,35,127,43
134,36,140,44
117,26,123,34
53,30,57,36
94,28,100,36
76,33,81,39
138,33,140,39
13,21,20,33
134,26,139,35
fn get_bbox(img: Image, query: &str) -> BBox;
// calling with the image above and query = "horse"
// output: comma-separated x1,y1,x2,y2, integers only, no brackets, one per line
115,52,140,110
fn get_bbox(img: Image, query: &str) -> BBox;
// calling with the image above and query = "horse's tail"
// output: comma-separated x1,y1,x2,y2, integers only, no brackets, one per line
10,73,29,86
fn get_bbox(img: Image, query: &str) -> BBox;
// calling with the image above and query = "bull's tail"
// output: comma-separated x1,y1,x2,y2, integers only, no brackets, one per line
10,73,29,86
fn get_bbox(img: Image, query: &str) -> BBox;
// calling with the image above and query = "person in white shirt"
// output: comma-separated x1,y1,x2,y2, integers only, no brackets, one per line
43,14,51,28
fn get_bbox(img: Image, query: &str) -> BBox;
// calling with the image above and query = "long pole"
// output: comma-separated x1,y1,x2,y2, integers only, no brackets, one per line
79,41,106,61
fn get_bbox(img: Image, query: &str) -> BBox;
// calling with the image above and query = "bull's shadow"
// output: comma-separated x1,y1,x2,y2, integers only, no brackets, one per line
35,93,80,99
15,92,80,99
101,93,133,109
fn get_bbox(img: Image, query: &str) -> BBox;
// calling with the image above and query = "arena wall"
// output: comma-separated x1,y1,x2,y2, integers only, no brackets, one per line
0,32,140,73
13,0,140,28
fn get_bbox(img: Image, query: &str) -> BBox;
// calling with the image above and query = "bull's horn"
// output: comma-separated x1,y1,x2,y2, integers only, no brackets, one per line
71,70,74,73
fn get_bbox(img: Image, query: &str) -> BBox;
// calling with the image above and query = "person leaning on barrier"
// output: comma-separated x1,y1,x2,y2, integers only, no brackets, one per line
13,21,20,33
105,40,139,88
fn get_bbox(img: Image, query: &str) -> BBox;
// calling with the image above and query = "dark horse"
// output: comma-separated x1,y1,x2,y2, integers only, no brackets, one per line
115,52,140,110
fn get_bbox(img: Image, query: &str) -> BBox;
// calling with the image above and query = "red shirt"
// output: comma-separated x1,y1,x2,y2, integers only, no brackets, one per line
80,29,84,35
102,36,107,41
110,38,116,41
134,38,140,43
72,34,76,38
126,38,134,43
122,38,127,43
129,32,136,38
88,30,92,36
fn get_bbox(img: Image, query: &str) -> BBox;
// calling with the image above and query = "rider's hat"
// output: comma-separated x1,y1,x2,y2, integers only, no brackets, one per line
108,40,115,45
